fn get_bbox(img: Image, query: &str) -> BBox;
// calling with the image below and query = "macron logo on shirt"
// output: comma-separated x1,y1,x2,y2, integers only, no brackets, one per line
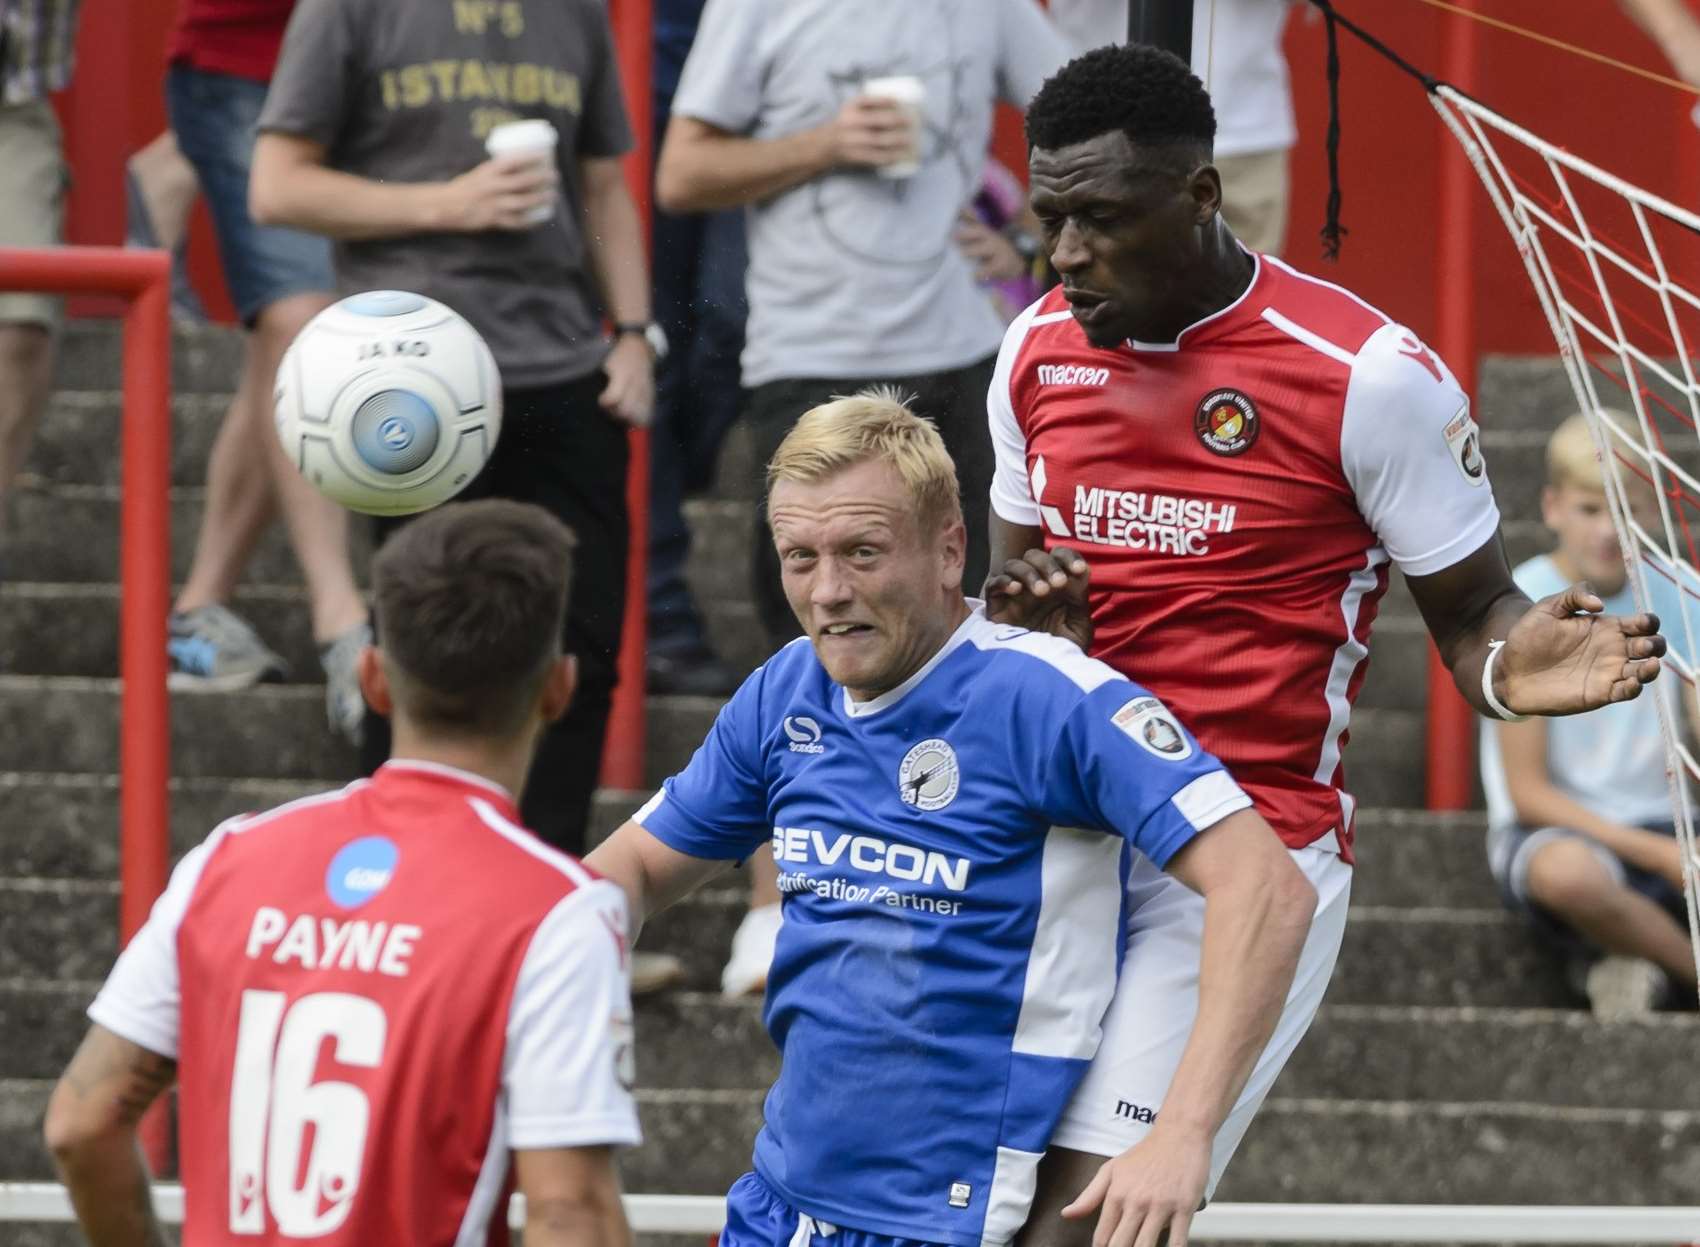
1037,364,1109,387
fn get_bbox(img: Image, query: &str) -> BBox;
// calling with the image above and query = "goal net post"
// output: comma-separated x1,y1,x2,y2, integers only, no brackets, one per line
1429,83,1700,990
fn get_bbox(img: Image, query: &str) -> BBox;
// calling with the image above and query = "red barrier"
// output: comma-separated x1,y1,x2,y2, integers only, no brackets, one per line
1425,4,1480,810
599,0,654,792
0,244,173,1160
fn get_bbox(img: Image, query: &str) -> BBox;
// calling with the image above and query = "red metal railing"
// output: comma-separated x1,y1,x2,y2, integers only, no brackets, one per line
1426,2,1481,810
600,0,654,791
0,244,173,1163
0,246,173,937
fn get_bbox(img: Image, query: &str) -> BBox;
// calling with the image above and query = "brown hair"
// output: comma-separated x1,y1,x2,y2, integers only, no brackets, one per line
766,387,962,531
371,499,575,736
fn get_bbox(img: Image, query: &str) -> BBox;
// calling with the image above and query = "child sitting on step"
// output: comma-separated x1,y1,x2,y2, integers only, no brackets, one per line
1480,411,1698,1018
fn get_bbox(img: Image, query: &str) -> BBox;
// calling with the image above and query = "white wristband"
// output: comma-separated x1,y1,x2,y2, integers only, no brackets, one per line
1482,640,1528,722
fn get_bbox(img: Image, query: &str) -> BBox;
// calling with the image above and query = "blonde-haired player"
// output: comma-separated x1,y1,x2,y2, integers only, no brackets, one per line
1481,412,1698,1016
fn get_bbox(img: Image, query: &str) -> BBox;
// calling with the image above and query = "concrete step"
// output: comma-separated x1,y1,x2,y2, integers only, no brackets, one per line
604,1091,1700,1206
6,977,1691,1111
2,488,753,605
4,578,1439,717
51,320,245,396
0,676,1422,802
0,865,1571,1007
0,678,359,781
4,1073,1696,1205
0,582,769,682
1349,809,1498,909
2,771,1494,910
0,773,647,881
640,892,1572,1007
0,677,739,789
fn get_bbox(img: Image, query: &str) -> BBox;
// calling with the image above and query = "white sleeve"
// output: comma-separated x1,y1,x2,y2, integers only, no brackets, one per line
670,0,769,135
997,0,1072,106
504,880,642,1150
989,300,1047,527
1340,321,1502,577
86,824,232,1060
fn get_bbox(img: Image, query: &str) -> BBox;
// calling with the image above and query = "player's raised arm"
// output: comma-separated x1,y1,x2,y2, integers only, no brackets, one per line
1339,322,1664,717
44,1025,176,1247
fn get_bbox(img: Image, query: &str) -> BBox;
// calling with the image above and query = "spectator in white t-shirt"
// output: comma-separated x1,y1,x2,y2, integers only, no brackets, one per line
1046,0,1295,253
1480,413,1698,1017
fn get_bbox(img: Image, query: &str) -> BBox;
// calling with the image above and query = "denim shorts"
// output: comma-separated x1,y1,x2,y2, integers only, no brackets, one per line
1487,819,1686,954
166,63,333,325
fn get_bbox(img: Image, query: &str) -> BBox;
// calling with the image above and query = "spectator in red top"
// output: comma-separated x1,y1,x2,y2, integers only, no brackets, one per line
163,0,371,745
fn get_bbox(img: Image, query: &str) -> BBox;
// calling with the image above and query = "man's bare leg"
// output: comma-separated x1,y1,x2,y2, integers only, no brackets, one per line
0,322,58,541
1526,838,1698,988
172,343,279,615
1017,1147,1109,1247
126,132,198,254
249,291,365,643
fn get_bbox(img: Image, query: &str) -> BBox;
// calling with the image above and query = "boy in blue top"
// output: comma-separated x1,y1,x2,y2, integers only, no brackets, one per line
1480,413,1697,1015
590,391,1316,1247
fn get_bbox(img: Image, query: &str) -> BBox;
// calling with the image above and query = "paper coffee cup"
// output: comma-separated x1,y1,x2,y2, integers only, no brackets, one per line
485,119,559,224
861,75,925,179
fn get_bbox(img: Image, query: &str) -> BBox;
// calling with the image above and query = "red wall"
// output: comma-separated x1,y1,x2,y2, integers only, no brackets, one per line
1282,0,1699,356
60,0,1700,351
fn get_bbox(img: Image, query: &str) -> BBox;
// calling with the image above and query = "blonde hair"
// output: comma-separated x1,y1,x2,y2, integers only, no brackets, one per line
1546,409,1632,492
766,387,962,529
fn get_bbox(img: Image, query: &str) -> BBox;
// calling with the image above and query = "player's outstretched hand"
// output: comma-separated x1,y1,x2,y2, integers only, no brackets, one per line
1497,582,1666,715
1060,1126,1209,1247
983,547,1093,652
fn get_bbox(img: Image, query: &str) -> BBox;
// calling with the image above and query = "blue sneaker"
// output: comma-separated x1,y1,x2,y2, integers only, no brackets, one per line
167,604,289,691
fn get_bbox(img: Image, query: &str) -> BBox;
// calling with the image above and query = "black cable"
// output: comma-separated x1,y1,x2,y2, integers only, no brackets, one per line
1314,0,1348,260
1303,1,1448,260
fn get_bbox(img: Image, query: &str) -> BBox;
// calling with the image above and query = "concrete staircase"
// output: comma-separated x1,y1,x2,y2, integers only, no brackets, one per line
2,323,1697,1244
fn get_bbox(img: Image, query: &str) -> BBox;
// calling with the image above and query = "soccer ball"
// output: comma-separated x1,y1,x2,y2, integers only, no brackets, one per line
274,290,501,516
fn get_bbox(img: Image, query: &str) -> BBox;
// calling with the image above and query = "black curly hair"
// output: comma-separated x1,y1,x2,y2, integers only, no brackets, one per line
1025,43,1216,158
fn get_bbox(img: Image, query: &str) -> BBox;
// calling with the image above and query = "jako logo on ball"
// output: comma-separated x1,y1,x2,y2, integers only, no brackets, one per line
326,837,400,909
274,290,503,516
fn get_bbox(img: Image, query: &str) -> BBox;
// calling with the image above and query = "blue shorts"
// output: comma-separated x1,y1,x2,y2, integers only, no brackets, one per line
723,1172,949,1247
166,64,333,326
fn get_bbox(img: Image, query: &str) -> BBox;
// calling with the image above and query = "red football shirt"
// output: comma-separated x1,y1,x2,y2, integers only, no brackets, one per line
989,255,1501,859
168,0,296,83
88,761,639,1245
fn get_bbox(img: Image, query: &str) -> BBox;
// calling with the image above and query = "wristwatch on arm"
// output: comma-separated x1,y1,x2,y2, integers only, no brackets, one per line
615,321,669,361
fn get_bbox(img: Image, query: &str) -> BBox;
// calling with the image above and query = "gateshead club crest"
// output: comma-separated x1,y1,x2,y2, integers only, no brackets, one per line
1194,388,1260,457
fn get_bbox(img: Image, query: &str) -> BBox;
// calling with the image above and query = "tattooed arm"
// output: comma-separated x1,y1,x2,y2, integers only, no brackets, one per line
43,1025,177,1247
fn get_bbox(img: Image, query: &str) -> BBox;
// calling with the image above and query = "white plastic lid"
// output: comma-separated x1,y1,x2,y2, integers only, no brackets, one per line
486,118,560,155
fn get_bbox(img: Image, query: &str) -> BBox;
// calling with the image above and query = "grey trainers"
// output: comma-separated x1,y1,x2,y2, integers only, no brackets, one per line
167,604,289,691
1585,956,1669,1021
320,620,372,746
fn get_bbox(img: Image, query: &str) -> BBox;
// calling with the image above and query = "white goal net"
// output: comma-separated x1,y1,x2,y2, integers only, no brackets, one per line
1431,85,1700,990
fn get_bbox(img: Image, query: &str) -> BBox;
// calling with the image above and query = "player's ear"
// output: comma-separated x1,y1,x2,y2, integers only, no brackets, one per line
358,646,391,719
939,514,967,591
540,653,577,724
1190,162,1223,226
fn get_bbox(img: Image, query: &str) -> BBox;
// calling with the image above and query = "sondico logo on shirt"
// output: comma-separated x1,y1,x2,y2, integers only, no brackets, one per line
1029,456,1236,556
783,716,825,754
1037,364,1109,387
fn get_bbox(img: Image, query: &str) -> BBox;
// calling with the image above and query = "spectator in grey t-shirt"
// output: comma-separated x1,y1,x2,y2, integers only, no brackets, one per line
249,0,659,864
656,0,1067,1002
